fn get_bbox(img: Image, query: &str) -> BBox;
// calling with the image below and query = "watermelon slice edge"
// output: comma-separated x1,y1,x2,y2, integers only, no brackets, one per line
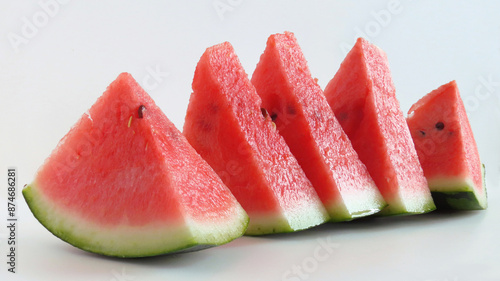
183,42,329,235
324,37,436,216
407,81,487,210
23,73,249,257
251,32,387,222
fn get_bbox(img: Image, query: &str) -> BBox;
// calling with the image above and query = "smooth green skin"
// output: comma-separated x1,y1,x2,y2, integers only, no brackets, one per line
23,184,249,258
431,191,486,210
430,164,487,210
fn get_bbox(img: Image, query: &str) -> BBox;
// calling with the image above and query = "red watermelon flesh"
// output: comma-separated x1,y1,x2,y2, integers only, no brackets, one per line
23,73,248,257
323,38,435,215
183,42,329,235
407,81,487,209
251,32,386,221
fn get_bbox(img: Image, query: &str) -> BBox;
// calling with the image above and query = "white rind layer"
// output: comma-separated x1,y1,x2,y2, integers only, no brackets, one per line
378,185,436,216
23,182,248,257
282,198,330,232
428,177,475,192
336,183,387,221
244,198,329,235
426,165,487,210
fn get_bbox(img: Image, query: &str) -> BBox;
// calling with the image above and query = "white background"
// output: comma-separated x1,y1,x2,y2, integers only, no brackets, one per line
1,1,500,280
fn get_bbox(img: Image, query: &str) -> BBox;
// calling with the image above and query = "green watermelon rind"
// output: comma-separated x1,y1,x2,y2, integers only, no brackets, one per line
23,183,249,258
244,214,326,236
431,191,486,210
326,207,355,223
244,202,330,235
375,177,437,216
377,199,436,216
428,164,487,210
376,187,436,216
244,217,295,236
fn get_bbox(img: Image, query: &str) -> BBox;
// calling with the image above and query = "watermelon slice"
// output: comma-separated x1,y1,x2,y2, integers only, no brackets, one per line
23,73,249,257
407,81,487,210
323,38,436,215
183,42,329,235
251,32,386,221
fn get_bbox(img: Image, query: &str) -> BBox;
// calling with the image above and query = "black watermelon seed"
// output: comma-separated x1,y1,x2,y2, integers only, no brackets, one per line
419,130,426,136
435,122,445,130
270,113,278,121
338,112,348,121
138,105,146,119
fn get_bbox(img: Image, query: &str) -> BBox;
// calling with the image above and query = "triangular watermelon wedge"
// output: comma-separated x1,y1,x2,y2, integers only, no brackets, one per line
23,73,248,257
251,32,386,221
183,42,329,235
407,81,487,209
323,38,436,215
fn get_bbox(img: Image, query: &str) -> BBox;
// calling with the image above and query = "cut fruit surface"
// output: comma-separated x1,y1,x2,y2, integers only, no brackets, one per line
323,38,435,215
407,81,487,209
23,73,248,257
251,32,386,221
183,42,329,235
